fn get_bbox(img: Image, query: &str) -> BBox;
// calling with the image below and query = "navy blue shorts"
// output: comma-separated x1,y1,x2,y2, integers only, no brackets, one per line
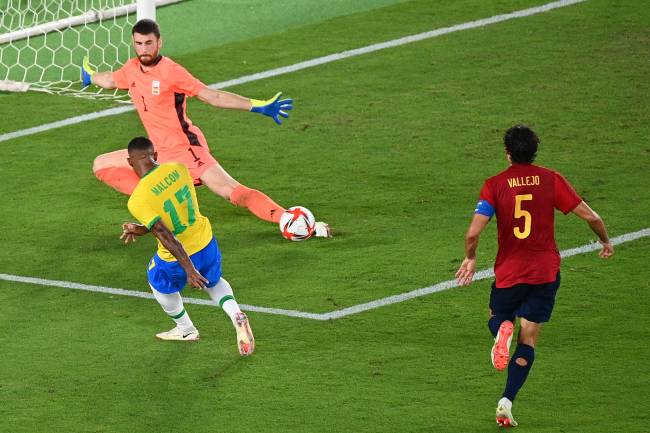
147,237,221,294
489,272,560,323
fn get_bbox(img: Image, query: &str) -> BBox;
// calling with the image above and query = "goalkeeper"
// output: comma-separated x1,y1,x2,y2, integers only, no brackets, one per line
83,19,330,237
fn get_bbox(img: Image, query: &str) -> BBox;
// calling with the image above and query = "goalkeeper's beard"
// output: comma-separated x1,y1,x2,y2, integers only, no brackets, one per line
138,54,159,66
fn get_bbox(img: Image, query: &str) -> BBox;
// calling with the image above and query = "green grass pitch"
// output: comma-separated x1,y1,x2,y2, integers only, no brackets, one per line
1,1,649,432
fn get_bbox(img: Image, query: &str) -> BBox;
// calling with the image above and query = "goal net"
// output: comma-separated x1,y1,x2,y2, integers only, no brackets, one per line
0,0,182,102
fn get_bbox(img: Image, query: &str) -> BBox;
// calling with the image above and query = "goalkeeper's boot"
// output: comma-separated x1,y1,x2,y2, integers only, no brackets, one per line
235,312,255,356
496,401,518,427
491,320,514,371
155,326,200,341
314,221,332,238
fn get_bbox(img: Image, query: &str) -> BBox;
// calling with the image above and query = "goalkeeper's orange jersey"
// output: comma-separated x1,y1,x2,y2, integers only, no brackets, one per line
112,56,208,152
127,162,213,262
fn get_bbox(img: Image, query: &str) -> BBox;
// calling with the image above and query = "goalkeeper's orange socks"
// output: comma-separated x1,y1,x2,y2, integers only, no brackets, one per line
230,184,285,223
94,167,139,195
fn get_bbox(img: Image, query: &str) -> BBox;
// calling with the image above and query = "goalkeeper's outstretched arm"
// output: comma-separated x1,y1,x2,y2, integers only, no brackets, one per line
197,87,252,110
197,87,294,125
92,72,117,89
81,56,116,89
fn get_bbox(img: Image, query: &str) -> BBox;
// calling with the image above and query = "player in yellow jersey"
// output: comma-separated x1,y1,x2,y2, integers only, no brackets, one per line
120,136,254,356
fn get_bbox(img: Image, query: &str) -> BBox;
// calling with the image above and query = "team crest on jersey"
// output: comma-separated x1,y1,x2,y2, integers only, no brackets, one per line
151,80,160,95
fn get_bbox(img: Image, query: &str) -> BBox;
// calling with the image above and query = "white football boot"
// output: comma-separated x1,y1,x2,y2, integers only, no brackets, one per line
495,401,518,427
313,221,332,238
155,326,200,341
235,312,255,356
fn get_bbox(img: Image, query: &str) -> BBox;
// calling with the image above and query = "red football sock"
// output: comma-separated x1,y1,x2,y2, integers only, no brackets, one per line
230,185,285,223
94,167,139,195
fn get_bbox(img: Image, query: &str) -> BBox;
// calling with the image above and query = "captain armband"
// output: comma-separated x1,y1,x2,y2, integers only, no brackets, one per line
474,200,495,218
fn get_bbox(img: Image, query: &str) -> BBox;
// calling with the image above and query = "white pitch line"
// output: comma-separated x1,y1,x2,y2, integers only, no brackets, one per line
1,227,647,320
0,0,588,143
322,228,650,320
0,273,325,320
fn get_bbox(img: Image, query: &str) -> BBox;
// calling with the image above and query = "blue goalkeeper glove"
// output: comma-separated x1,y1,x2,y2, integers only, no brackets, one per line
250,92,293,125
81,56,95,88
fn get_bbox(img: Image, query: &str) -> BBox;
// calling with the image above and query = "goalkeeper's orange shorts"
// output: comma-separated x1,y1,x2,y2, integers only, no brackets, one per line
158,144,217,186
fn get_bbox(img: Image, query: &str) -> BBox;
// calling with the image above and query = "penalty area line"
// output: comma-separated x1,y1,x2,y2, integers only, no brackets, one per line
0,273,325,321
0,227,647,321
321,227,650,320
0,0,588,143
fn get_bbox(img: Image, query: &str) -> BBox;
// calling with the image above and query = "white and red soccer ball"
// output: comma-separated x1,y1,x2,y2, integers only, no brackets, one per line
279,206,316,241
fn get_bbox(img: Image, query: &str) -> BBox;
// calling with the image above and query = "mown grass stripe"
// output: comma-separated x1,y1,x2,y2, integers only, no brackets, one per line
1,227,646,321
0,0,588,143
322,228,650,320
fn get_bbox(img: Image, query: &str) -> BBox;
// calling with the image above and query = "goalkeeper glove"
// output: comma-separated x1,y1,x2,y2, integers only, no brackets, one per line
250,92,293,125
81,56,95,88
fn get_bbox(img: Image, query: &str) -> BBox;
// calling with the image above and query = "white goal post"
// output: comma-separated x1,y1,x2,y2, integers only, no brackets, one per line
0,0,183,101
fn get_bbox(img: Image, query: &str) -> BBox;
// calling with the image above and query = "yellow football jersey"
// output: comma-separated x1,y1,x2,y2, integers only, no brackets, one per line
127,162,212,261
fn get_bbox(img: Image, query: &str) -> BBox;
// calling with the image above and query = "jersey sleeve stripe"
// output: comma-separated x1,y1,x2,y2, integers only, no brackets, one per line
146,216,162,230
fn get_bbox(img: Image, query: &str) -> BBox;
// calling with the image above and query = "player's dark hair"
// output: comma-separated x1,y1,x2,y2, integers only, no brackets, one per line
504,124,539,164
132,19,160,38
128,136,154,153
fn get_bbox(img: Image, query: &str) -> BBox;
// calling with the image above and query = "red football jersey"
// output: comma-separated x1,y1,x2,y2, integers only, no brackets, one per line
112,56,208,153
479,164,582,288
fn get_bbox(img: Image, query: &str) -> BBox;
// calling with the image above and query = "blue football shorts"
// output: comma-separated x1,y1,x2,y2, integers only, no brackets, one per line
147,237,221,294
489,272,561,323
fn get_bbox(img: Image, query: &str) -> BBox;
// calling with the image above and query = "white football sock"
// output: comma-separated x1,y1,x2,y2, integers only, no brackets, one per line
498,397,513,410
150,285,196,332
205,278,241,326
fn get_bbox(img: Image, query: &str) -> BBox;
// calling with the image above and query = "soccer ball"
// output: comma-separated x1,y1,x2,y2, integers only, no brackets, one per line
279,206,316,241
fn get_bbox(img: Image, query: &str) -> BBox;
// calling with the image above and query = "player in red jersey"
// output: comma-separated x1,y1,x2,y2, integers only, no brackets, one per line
455,125,614,427
82,19,330,237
